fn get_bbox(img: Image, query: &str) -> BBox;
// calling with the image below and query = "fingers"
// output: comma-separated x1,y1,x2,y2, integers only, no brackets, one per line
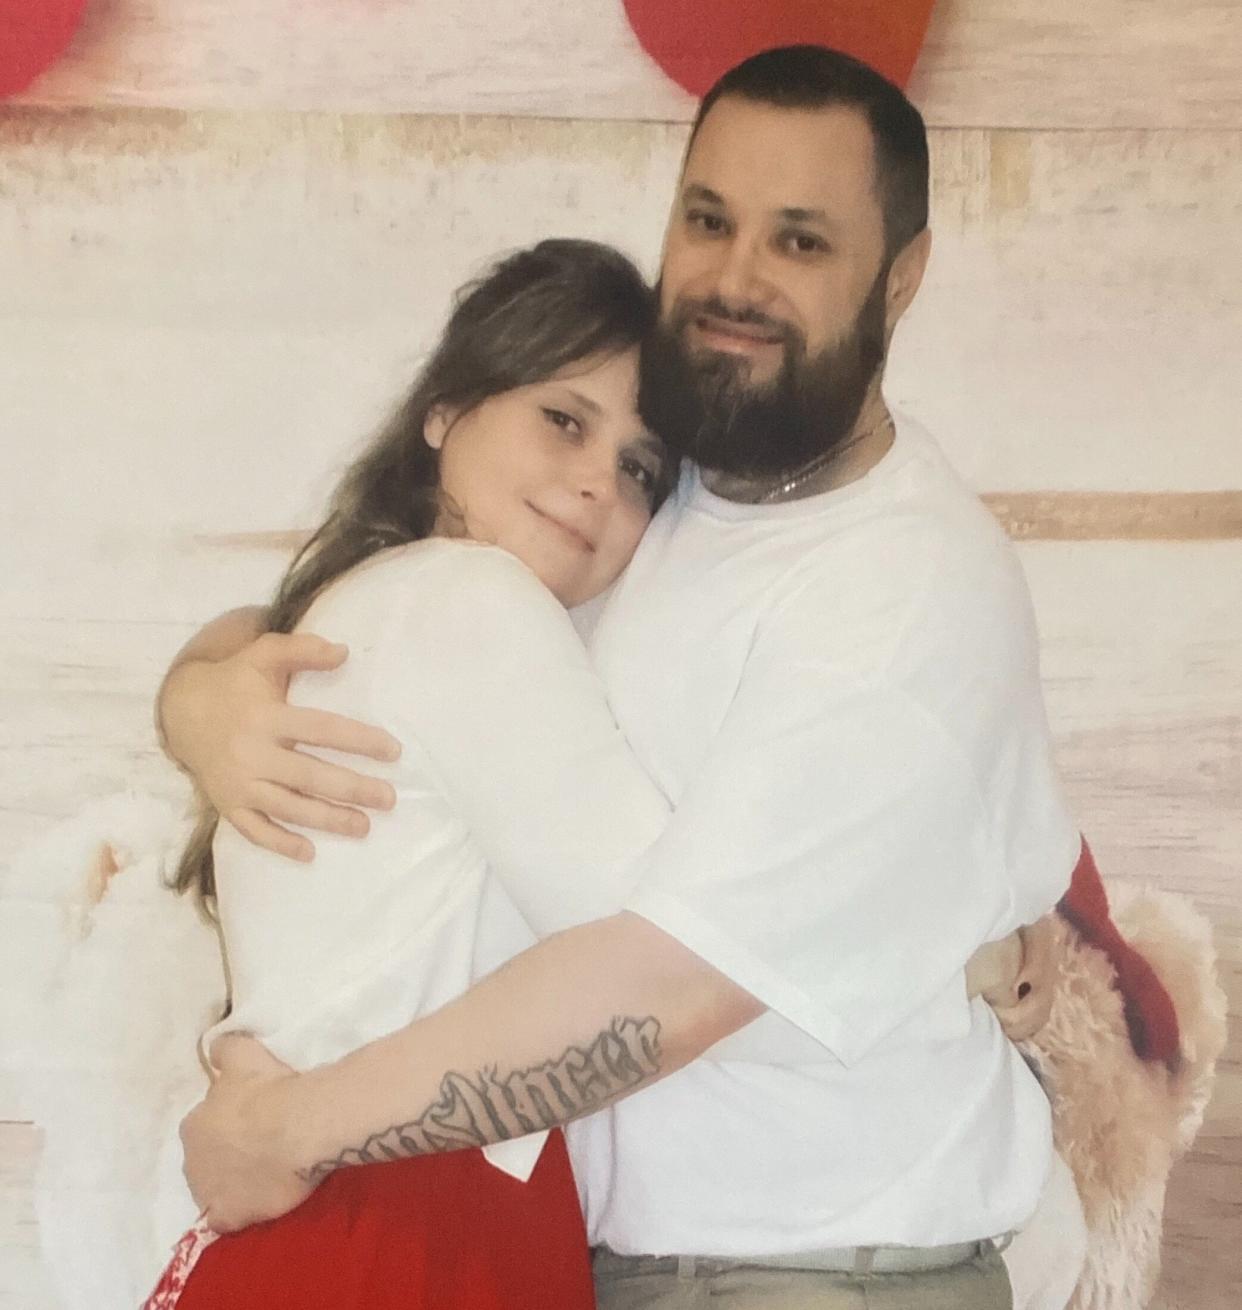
249,631,348,675
229,808,314,863
209,1033,292,1079
207,1033,259,1075
265,745,397,812
278,705,401,765
254,782,373,840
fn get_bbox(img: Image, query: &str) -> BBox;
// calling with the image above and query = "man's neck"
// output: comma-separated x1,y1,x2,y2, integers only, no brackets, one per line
701,389,895,505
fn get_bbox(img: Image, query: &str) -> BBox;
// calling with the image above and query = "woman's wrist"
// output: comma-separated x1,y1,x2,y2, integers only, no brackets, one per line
268,1050,384,1182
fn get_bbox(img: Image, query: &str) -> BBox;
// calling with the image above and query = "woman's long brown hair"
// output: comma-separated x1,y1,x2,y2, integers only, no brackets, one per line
171,239,661,914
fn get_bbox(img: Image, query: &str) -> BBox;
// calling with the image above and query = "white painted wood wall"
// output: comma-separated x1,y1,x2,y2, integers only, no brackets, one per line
2,1,1239,1305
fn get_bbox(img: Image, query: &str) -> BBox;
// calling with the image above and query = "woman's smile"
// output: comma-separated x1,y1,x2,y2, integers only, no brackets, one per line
525,501,597,554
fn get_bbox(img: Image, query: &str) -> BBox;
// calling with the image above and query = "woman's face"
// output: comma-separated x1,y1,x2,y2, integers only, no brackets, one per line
425,346,668,608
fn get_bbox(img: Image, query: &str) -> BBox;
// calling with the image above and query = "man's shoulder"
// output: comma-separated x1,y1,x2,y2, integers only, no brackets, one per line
763,436,1034,671
844,420,1022,598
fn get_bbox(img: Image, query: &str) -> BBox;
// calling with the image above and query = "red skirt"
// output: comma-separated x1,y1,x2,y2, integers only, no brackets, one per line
165,1130,595,1310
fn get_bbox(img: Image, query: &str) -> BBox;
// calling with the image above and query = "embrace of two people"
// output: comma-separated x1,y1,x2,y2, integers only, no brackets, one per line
147,44,1088,1310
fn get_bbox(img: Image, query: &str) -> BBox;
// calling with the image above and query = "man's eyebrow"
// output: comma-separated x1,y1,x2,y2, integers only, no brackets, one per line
778,206,837,230
682,183,726,206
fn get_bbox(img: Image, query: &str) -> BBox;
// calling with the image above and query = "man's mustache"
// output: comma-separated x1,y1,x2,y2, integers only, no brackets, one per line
671,296,798,344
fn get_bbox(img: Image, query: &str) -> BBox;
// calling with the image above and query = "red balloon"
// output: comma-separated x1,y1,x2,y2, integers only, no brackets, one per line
622,0,935,96
0,0,91,99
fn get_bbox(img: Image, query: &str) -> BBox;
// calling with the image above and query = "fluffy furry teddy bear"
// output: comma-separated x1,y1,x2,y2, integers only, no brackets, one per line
1,797,1227,1310
1022,877,1227,1309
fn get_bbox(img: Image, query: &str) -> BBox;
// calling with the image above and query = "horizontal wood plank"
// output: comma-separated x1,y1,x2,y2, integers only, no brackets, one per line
0,1123,59,1310
9,0,1242,130
196,490,1242,552
984,493,1242,542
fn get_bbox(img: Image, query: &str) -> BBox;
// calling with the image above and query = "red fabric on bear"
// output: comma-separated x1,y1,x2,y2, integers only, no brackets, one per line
621,0,937,96
0,0,90,99
1058,838,1181,1066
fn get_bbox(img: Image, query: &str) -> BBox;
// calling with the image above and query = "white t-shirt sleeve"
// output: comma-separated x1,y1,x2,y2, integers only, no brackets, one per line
369,542,670,934
623,608,1015,1068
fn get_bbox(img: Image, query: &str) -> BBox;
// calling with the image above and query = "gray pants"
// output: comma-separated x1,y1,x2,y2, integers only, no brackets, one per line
593,1245,1013,1309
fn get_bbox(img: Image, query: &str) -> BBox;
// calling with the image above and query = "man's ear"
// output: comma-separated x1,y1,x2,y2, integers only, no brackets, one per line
423,405,455,451
884,227,932,333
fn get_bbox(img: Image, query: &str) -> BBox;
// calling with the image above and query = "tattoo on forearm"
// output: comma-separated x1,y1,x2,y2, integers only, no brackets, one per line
299,1015,662,1183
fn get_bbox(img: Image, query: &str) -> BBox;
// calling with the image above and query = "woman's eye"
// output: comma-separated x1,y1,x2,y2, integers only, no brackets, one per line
621,456,657,497
542,407,581,436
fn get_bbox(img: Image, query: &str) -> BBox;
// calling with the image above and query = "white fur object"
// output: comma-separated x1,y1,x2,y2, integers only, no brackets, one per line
2,791,227,1310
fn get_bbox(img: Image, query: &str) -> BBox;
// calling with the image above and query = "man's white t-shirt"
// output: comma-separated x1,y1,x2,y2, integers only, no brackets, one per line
568,415,1080,1253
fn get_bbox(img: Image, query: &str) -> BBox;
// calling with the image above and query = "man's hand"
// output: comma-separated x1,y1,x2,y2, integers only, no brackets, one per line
182,1034,315,1233
162,632,402,861
990,914,1058,1043
965,913,1058,1043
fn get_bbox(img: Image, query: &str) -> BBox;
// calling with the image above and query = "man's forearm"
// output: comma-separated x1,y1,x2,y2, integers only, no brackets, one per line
273,911,762,1182
155,606,266,765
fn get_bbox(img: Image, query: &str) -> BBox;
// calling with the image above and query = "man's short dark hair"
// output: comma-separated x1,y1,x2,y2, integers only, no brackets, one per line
689,45,929,258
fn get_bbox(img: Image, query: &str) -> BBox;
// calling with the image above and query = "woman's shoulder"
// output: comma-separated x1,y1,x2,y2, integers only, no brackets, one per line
302,538,568,644
355,538,557,608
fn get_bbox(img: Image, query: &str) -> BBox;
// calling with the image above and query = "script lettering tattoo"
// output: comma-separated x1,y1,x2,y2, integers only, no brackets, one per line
299,1015,662,1183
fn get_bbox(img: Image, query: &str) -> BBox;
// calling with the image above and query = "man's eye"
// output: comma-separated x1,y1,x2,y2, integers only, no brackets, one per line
782,231,828,256
688,210,727,235
542,408,580,435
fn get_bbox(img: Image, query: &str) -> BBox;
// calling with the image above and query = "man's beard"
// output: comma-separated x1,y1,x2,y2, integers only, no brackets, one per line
639,272,888,481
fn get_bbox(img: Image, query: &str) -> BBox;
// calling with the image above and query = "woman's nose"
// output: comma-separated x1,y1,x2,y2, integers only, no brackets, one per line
574,450,617,503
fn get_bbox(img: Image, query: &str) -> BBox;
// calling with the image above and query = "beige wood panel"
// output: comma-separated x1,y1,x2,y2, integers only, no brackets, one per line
1,111,1239,601
11,0,1242,130
0,1123,57,1310
911,0,1242,130
890,128,1242,494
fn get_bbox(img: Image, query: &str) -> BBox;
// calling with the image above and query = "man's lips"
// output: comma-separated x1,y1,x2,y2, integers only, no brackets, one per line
527,502,596,553
691,314,786,353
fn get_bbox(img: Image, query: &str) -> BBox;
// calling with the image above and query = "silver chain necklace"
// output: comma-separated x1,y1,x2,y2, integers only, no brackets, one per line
756,413,895,504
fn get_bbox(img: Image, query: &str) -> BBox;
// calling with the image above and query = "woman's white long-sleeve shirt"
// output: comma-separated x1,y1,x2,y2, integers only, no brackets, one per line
208,538,671,1175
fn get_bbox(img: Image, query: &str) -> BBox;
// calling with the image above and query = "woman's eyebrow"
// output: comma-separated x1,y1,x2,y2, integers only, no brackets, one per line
563,388,603,416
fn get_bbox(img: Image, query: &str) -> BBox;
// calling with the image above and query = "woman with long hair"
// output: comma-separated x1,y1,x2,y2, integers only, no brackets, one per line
144,237,677,1310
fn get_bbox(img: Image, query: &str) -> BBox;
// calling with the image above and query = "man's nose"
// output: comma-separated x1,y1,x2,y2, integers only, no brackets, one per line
709,234,768,307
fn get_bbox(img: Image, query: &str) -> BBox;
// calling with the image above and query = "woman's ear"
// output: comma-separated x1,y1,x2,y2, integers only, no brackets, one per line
423,405,454,451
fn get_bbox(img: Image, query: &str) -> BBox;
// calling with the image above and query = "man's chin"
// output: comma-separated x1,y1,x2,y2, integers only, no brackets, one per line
686,354,785,405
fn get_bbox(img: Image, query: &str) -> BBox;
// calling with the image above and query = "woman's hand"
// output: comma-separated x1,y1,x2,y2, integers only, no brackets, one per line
162,632,402,861
181,1034,315,1233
